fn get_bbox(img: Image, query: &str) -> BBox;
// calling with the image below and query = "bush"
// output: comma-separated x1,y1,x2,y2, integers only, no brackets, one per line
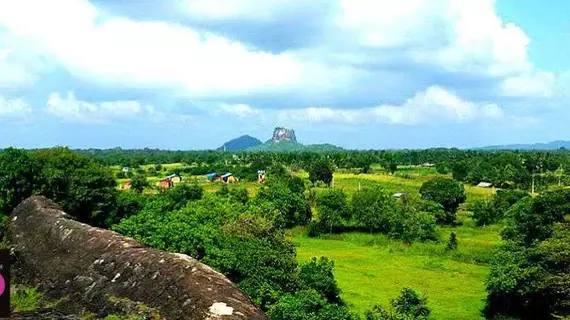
447,232,458,250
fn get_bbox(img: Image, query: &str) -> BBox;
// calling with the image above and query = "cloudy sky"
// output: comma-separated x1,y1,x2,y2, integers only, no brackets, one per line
1,0,569,150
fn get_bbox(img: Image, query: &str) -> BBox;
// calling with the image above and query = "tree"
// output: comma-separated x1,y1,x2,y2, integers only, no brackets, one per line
391,288,431,319
308,159,334,186
298,257,342,303
365,288,431,320
0,148,40,215
447,232,458,250
419,178,466,224
256,181,312,228
451,161,469,181
485,189,570,319
161,183,204,209
34,147,118,226
351,187,396,233
471,189,528,226
317,189,349,233
130,173,149,193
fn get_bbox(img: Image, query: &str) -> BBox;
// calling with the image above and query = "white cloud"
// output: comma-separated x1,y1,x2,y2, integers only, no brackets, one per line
0,95,31,117
218,103,261,118
278,86,503,125
0,0,305,97
0,0,541,99
46,91,142,122
0,48,38,88
500,72,556,98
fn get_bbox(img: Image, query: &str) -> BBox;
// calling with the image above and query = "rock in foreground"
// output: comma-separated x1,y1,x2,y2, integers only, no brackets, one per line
7,196,267,320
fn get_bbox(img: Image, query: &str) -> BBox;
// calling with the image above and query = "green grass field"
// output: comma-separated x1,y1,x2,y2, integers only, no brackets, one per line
291,168,499,319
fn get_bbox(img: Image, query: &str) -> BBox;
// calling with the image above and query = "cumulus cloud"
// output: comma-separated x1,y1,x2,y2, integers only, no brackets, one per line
0,95,31,117
0,0,548,102
278,86,503,125
500,72,556,98
0,48,38,88
46,92,142,122
217,103,261,118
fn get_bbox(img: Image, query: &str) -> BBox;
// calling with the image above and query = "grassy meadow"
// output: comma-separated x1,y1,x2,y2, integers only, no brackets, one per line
292,167,499,319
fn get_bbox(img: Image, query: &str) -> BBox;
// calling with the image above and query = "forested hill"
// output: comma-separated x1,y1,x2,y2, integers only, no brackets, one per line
477,140,570,150
217,135,262,151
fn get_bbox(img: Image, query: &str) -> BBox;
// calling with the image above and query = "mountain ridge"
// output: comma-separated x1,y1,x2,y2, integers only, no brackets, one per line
476,140,570,150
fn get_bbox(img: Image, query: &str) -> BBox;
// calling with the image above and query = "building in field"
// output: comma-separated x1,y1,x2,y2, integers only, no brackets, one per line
221,173,238,183
157,178,173,189
477,182,493,188
257,170,266,183
205,172,218,182
166,174,182,183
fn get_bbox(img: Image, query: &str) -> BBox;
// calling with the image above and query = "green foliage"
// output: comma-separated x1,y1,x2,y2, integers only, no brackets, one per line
298,257,342,303
502,190,570,247
256,179,312,228
35,147,118,226
471,189,528,226
365,288,431,320
11,286,43,313
0,148,40,215
130,173,149,193
113,193,299,310
352,187,396,233
419,178,466,224
161,183,203,209
350,187,437,242
106,191,148,226
308,159,334,186
229,187,249,204
391,288,431,319
317,189,349,233
447,232,458,250
268,289,354,320
486,189,570,319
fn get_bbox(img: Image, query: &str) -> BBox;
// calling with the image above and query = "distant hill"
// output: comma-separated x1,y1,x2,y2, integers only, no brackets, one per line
477,140,570,150
220,127,343,152
217,135,262,151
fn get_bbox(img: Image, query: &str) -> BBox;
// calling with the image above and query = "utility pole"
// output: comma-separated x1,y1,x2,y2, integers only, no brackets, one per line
358,181,361,191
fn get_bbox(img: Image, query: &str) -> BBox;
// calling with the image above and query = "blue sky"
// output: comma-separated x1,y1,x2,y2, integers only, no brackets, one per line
0,0,569,150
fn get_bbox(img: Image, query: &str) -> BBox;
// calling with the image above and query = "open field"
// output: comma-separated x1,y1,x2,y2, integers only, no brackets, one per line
291,167,500,319
292,227,498,319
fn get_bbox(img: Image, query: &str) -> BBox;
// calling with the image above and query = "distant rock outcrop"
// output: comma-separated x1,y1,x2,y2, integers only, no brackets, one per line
217,135,262,151
272,127,297,143
8,196,267,320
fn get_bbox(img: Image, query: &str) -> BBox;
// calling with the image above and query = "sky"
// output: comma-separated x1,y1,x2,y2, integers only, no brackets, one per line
1,0,569,150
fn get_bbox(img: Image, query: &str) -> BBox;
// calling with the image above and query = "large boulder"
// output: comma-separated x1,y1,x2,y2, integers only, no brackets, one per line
7,196,267,320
